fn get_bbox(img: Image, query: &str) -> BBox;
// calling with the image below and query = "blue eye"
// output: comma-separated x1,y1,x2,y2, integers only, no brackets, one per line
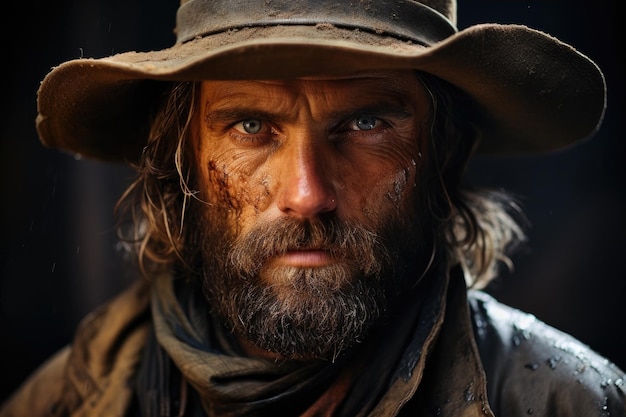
354,116,379,130
239,119,263,134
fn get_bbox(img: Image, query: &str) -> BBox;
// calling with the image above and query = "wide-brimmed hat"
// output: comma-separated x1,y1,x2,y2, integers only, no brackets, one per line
36,0,606,162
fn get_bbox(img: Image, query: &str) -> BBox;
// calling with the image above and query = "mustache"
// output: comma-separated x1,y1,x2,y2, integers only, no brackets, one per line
228,216,388,276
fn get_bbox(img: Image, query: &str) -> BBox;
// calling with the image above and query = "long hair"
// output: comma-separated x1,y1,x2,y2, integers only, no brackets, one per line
416,73,526,288
115,81,199,277
115,74,526,288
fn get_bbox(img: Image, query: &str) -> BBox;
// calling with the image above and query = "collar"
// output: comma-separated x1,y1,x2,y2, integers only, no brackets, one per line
60,265,494,416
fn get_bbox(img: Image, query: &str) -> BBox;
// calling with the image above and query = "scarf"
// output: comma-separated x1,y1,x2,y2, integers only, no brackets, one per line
136,269,449,417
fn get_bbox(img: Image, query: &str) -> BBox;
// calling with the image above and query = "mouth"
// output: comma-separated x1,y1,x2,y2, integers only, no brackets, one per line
273,248,336,268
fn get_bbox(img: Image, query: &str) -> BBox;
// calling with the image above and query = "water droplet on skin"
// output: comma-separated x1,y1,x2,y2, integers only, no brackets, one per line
512,335,521,347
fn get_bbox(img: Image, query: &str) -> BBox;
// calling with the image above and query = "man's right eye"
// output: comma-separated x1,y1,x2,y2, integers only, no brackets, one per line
234,118,265,134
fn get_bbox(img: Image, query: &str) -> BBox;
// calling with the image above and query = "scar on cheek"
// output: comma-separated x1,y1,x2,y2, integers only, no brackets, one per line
204,160,239,211
385,166,412,203
207,160,229,186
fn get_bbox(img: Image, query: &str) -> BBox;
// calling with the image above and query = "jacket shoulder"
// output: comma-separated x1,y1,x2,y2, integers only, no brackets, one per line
468,290,626,417
0,347,70,417
0,279,151,417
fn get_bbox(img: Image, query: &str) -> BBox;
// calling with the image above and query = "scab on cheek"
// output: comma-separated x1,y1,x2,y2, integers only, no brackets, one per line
205,159,275,217
252,176,272,214
205,160,241,212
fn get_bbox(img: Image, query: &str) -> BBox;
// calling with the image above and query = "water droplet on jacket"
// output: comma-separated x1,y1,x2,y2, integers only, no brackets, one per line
512,335,521,347
601,396,610,417
601,379,613,389
527,409,534,415
464,384,476,402
546,355,561,369
615,378,625,394
525,362,539,371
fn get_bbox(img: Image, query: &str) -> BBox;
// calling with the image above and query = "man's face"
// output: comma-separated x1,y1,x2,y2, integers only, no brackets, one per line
192,70,431,360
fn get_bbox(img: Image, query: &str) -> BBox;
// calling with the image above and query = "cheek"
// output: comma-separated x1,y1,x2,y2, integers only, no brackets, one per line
198,150,274,227
340,155,419,226
342,138,423,223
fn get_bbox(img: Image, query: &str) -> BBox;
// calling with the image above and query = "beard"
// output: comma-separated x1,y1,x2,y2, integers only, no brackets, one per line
197,208,425,361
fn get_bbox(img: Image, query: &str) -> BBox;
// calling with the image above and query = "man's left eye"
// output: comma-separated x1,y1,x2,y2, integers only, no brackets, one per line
234,118,265,134
351,116,380,131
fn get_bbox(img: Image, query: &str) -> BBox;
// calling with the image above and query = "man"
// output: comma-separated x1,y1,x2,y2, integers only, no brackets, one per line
2,0,625,416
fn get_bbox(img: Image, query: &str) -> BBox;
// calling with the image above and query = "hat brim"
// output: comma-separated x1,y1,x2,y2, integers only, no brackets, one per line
36,23,606,162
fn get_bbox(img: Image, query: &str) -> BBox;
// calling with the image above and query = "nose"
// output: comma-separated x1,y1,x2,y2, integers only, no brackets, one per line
276,137,337,218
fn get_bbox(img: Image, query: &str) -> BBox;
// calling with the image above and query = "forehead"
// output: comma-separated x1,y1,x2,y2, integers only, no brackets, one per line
197,70,429,107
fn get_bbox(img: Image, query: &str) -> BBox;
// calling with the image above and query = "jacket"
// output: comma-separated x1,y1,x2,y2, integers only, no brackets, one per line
1,271,624,416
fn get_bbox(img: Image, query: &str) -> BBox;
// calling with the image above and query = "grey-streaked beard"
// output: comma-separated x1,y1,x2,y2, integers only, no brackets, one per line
199,214,421,361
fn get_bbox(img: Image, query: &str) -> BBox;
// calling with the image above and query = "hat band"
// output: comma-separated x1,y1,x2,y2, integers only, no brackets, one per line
176,0,457,45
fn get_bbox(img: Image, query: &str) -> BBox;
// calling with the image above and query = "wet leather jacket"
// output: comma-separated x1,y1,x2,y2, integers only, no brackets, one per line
1,274,624,416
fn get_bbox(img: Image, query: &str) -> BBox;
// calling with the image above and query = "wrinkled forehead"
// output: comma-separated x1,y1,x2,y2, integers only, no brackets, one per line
195,70,431,111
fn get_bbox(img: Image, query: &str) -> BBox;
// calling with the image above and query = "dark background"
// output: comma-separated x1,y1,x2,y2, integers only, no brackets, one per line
1,0,624,402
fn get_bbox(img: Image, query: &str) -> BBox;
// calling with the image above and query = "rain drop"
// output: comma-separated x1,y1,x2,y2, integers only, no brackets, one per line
464,384,476,402
546,355,561,369
525,362,539,371
600,396,610,417
615,378,625,394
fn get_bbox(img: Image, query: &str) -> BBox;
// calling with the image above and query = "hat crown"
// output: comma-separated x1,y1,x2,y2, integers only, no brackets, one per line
177,0,456,19
175,0,457,45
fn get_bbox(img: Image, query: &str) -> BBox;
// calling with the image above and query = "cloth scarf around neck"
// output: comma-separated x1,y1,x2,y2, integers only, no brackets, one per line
137,268,450,417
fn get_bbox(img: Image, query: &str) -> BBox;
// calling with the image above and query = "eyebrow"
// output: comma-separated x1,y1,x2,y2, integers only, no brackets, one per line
204,108,291,125
204,103,414,126
332,104,413,122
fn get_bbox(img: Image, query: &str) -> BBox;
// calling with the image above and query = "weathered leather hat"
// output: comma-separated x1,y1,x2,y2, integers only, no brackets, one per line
36,0,606,162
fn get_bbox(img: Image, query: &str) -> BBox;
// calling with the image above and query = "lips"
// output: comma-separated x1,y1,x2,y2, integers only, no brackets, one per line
274,249,335,268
